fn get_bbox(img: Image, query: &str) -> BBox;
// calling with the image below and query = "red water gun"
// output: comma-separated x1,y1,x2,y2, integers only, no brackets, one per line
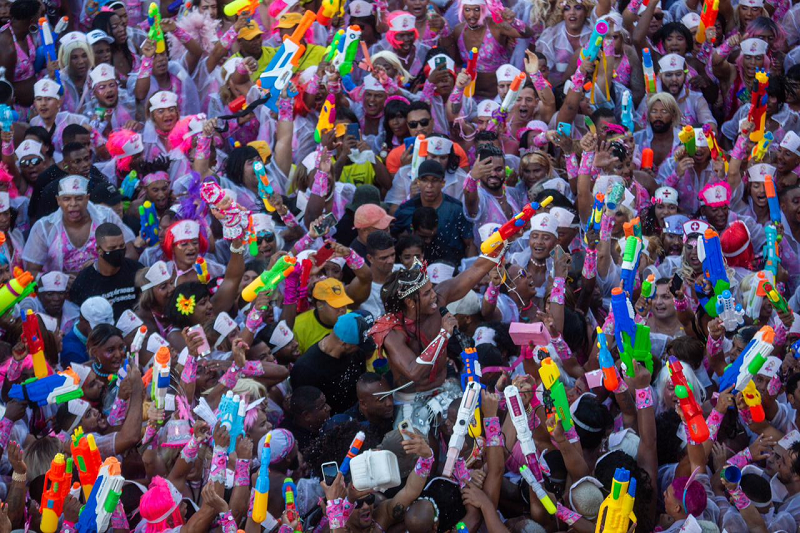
668,357,710,442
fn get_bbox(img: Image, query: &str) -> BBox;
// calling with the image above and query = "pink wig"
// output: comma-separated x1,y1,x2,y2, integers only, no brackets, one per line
0,162,18,199
671,476,707,517
140,477,184,532
386,11,420,48
457,0,488,25
106,129,139,173
735,53,771,82
744,17,787,52
167,117,197,156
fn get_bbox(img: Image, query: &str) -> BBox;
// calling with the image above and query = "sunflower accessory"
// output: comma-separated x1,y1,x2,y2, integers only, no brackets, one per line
176,294,196,315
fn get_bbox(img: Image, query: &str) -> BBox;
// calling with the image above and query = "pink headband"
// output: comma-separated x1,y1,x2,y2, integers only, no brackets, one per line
143,171,170,186
385,95,410,105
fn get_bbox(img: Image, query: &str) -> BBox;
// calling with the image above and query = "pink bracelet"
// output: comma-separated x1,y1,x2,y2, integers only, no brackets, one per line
727,447,752,469
530,71,548,91
674,295,690,313
550,277,566,305
0,418,13,450
278,97,293,121
1,140,13,157
634,387,654,410
483,416,504,447
278,526,295,533
281,210,299,228
220,364,240,389
578,151,595,175
209,446,228,483
707,409,724,442
582,248,597,279
706,334,723,357
565,153,579,180
173,26,192,44
484,284,499,305
62,521,77,533
111,503,130,529
510,18,525,32
551,335,573,361
108,397,129,426
235,61,250,75
345,249,366,270
452,458,472,488
564,427,579,443
731,134,749,161
143,424,158,448
234,459,250,486
307,74,321,95
570,71,586,92
728,486,751,510
246,306,264,332
293,233,315,254
449,89,464,104
556,503,582,526
626,0,642,11
194,135,211,161
139,56,153,77
181,436,201,462
218,510,237,533
219,26,238,49
464,173,478,193
414,455,434,477
6,358,22,382
716,40,734,58
599,212,615,241
311,170,330,197
181,354,198,383
613,378,628,394
242,361,265,377
326,498,353,529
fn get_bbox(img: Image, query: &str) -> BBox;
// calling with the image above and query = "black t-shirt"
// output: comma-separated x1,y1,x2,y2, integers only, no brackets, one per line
69,258,144,319
289,341,367,415
30,165,112,224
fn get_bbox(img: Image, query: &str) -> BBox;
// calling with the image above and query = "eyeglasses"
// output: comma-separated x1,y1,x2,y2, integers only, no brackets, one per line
354,494,375,508
20,157,43,168
407,119,430,129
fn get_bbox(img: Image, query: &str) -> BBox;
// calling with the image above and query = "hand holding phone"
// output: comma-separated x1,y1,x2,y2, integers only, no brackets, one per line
322,461,339,486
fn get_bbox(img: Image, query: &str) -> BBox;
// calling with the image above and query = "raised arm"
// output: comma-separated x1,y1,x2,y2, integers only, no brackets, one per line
437,257,499,306
375,431,435,529
211,239,245,313
114,366,145,455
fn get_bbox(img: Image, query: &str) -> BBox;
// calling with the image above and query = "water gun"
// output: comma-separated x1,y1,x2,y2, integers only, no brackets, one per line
0,105,18,133
610,287,653,376
409,135,429,181
41,454,74,533
21,309,48,379
668,357,709,442
605,182,624,210
443,381,481,477
147,3,166,54
584,193,604,237
763,281,790,314
480,197,554,255
643,48,657,94
331,25,361,81
257,10,316,113
519,465,556,515
340,430,366,476
0,269,35,316
678,125,696,156
71,428,103,500
486,0,505,23
621,90,634,133
464,47,478,98
456,523,467,532
223,0,265,17
131,325,147,366
751,131,773,162
718,325,774,392
167,0,192,17
500,72,526,116
218,390,246,453
641,148,654,170
696,0,719,44
703,124,728,173
252,434,272,523
505,386,544,480
765,175,781,228
119,170,139,200
697,228,730,317
139,201,159,246
316,0,344,26
538,357,574,434
581,19,609,63
619,232,642,297
596,328,620,392
716,290,744,331
764,225,780,278
252,161,277,212
190,257,208,284
242,255,297,301
39,17,62,86
151,347,170,421
747,69,769,143
641,274,656,300
315,94,336,143
75,457,124,533
284,478,300,527
742,380,765,423
268,0,298,18
595,468,637,533
9,367,83,406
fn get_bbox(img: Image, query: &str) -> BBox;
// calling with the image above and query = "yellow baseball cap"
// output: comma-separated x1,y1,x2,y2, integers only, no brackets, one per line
277,12,303,29
238,21,263,40
312,278,354,309
248,140,272,162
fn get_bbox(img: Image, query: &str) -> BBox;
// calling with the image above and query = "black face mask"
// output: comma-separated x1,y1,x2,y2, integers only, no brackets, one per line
102,249,125,268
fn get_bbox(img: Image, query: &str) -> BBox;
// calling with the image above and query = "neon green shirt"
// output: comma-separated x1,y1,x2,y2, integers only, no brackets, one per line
292,309,331,354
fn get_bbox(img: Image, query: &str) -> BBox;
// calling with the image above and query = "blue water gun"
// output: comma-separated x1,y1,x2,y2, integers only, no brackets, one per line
718,325,774,392
218,391,246,453
9,367,83,406
764,225,780,278
697,228,729,316
580,19,608,63
35,16,68,83
75,457,124,533
252,434,271,523
610,287,652,377
119,171,139,200
139,201,159,246
596,327,619,392
0,105,18,133
621,90,634,133
765,175,781,228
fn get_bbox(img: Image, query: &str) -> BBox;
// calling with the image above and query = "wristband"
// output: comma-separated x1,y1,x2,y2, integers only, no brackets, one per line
62,521,77,533
530,71,548,91
578,151,595,176
293,233,315,254
532,132,549,149
220,364,240,389
599,212,615,241
484,283,499,305
218,510,237,533
181,353,198,383
769,374,781,396
278,526,295,533
0,418,12,453
229,241,247,255
142,424,158,448
181,435,201,462
510,18,525,32
464,173,478,193
674,294,690,312
235,61,250,75
634,387,654,410
731,134,749,161
6,357,22,382
111,503,130,529
281,210,299,228
582,248,597,279
728,486,751,510
448,89,464,104
345,249,365,270
139,56,154,78
414,455,434,478
452,458,471,488
564,426,580,443
194,134,211,160
278,97,294,121
549,277,566,305
173,26,192,44
613,378,628,394
108,397,129,426
556,503,582,526
483,416,504,447
1,139,13,157
626,0,642,10
706,333,723,357
209,445,228,483
707,409,724,442
219,26,238,49
570,70,586,92
235,459,250,486
242,360,265,377
326,498,353,529
246,305,265,332
565,153,579,180
551,335,573,361
727,447,752,469
307,74,321,95
311,169,330,197
716,40,734,58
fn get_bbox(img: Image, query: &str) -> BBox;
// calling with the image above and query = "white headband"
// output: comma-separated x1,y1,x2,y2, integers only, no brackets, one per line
58,176,89,196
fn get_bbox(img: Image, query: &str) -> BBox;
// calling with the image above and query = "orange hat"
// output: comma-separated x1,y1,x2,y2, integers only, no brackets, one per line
354,204,394,230
238,21,263,40
312,278,354,308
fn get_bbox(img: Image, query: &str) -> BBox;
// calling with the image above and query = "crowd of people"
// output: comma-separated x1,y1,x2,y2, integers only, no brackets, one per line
0,0,797,529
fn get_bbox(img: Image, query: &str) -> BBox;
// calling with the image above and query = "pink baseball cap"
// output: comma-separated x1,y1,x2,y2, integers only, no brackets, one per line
354,204,394,230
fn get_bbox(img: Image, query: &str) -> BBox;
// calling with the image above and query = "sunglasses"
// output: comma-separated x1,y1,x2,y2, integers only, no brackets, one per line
354,494,375,508
20,157,43,168
653,12,664,19
407,119,430,129
257,232,275,243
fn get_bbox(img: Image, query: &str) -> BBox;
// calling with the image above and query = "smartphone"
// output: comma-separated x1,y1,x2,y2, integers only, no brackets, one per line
346,123,361,141
187,324,211,358
557,122,572,137
322,461,339,485
315,241,336,267
404,136,416,149
313,213,338,237
670,273,683,296
435,56,446,69
398,419,414,440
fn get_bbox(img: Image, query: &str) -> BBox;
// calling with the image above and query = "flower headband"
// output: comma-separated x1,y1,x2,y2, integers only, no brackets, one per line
176,294,196,315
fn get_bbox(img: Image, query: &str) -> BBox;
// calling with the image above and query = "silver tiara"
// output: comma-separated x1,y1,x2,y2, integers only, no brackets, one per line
397,259,429,299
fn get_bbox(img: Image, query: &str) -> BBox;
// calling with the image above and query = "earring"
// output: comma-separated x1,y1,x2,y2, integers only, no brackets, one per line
29,24,39,35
